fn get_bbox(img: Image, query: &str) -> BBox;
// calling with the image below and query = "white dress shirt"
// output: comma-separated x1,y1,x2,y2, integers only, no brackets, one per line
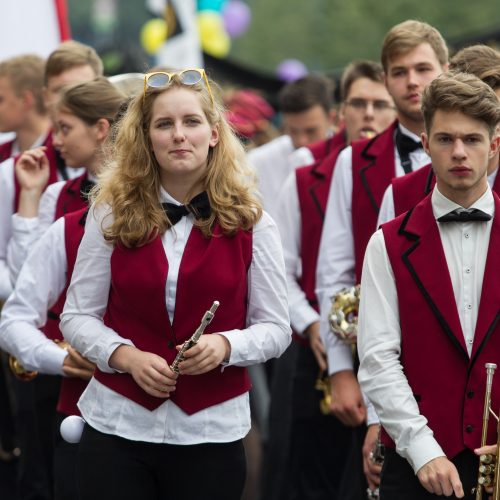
315,124,430,375
0,217,68,374
377,168,499,226
0,156,83,300
8,171,94,283
60,188,291,445
358,186,494,473
247,135,313,222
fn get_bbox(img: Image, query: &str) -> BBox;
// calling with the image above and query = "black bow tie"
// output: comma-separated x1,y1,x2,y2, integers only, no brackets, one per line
437,208,492,223
162,191,212,225
80,178,96,201
395,128,422,174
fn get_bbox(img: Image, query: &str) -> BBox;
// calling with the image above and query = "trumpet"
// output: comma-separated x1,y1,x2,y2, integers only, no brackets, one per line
8,340,70,381
315,369,332,415
475,362,500,499
170,301,220,374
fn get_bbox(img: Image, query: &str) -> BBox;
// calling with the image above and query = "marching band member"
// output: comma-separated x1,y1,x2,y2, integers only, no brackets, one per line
358,72,500,499
0,77,125,500
271,60,396,500
377,45,500,225
60,69,291,500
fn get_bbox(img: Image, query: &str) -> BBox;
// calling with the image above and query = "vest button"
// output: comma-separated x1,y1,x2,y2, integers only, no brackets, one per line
467,391,474,399
465,424,474,433
167,341,175,349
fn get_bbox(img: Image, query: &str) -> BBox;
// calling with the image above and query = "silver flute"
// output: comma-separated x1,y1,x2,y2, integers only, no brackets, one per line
170,301,220,374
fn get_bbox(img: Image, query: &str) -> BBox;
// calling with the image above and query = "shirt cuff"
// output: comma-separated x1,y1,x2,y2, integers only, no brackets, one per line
39,341,68,376
103,340,135,373
218,329,245,365
403,434,446,474
326,339,354,375
291,308,320,337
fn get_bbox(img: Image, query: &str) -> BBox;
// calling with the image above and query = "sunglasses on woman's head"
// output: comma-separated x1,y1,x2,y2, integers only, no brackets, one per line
143,69,214,107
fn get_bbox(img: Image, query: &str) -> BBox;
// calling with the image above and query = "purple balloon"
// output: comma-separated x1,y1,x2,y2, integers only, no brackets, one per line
276,59,308,82
222,1,251,38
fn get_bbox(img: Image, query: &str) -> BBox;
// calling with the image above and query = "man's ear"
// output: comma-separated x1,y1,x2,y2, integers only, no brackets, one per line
421,132,430,156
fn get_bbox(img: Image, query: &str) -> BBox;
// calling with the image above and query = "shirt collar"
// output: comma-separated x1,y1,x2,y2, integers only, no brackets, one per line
397,122,422,144
432,184,495,220
160,185,183,206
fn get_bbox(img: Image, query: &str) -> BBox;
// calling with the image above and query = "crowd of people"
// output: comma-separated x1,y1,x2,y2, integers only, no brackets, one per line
0,17,499,500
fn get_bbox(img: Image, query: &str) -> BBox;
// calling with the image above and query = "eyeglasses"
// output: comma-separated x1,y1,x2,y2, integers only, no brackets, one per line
143,69,215,107
345,98,395,112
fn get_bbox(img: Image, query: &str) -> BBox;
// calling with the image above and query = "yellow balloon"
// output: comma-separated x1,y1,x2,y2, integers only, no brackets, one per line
197,11,231,58
140,19,168,55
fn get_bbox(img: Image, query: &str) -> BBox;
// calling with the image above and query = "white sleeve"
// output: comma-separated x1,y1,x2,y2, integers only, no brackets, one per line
315,147,356,375
0,159,15,300
0,218,68,374
275,172,319,335
376,185,396,227
222,211,292,365
60,204,134,373
357,230,444,473
288,146,314,169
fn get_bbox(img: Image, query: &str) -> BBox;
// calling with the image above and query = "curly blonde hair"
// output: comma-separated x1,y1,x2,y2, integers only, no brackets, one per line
94,72,262,247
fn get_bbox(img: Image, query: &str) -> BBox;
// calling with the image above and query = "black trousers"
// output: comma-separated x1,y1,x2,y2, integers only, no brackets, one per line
380,448,478,500
77,424,247,500
53,412,79,500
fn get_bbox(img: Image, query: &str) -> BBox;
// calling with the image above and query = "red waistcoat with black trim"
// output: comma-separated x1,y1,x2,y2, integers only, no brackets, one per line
0,139,14,163
393,163,500,217
13,133,59,211
43,207,88,416
351,121,397,282
53,172,90,220
296,131,347,308
380,193,500,458
94,224,253,415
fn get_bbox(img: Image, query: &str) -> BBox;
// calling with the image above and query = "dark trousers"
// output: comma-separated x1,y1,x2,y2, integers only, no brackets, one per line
380,448,477,500
77,424,247,500
53,412,79,500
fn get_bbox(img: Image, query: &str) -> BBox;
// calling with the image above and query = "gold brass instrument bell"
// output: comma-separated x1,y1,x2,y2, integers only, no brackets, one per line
8,340,70,381
475,362,500,499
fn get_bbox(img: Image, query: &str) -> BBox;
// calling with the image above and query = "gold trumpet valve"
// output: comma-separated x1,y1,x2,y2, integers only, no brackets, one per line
480,454,496,464
478,475,493,487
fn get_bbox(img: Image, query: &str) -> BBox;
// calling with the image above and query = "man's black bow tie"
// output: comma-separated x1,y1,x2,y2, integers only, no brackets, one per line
437,208,492,223
162,191,212,225
395,128,422,174
80,178,96,201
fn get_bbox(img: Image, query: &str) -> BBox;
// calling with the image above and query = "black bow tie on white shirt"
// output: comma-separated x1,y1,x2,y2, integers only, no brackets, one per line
395,128,422,174
437,208,492,223
162,191,212,225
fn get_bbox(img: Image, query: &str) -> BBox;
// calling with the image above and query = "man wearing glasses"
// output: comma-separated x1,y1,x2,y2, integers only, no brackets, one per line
315,18,448,496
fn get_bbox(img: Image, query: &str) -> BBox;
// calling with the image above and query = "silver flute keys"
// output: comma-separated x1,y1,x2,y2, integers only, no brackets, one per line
170,301,220,374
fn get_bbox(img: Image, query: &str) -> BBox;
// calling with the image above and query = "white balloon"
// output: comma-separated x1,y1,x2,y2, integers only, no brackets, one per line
60,415,85,444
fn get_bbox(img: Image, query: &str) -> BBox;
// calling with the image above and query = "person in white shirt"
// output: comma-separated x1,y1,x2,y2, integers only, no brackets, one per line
315,20,448,434
377,44,500,227
60,69,291,500
358,72,500,499
0,54,52,161
247,74,336,220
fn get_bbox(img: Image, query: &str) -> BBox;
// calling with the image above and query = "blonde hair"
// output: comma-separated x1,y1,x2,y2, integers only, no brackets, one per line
0,54,46,114
45,40,103,84
381,20,448,72
421,71,500,137
94,73,262,248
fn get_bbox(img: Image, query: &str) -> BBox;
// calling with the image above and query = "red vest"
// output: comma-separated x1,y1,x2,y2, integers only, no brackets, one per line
393,163,500,217
94,224,253,415
306,130,346,163
0,139,14,163
296,131,347,307
380,193,500,458
53,173,90,220
13,133,60,211
42,207,88,416
351,122,397,282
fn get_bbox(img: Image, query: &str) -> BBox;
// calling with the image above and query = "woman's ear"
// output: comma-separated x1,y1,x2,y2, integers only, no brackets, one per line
209,123,219,148
95,118,111,141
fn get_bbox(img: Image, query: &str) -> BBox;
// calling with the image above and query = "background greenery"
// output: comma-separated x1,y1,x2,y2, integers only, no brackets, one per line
68,0,500,76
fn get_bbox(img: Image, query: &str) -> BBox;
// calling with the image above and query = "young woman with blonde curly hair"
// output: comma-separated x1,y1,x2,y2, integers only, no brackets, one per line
60,69,291,500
